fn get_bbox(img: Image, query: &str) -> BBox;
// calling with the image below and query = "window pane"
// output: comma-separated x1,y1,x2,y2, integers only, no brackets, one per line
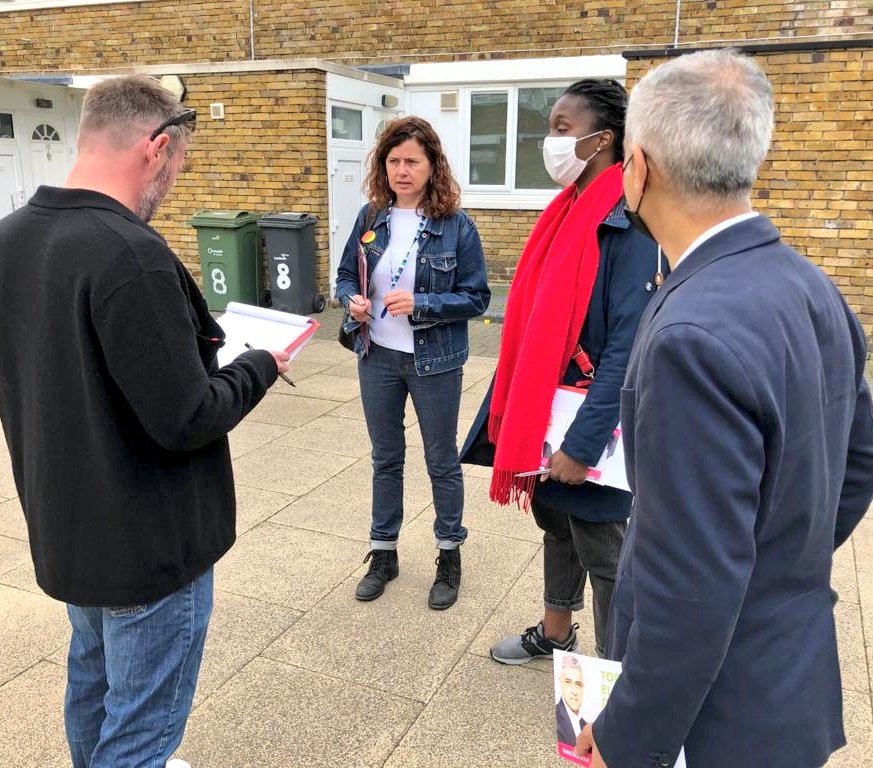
469,92,507,185
331,106,363,141
0,114,13,139
515,87,564,190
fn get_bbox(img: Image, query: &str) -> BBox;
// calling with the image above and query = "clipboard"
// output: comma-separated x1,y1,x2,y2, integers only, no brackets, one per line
544,385,630,493
215,302,319,367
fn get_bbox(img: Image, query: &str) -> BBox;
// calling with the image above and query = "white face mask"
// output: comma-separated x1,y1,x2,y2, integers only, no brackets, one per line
542,130,604,187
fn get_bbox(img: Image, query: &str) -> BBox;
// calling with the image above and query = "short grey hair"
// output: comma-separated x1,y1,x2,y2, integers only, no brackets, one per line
80,74,189,155
561,655,583,675
626,49,773,201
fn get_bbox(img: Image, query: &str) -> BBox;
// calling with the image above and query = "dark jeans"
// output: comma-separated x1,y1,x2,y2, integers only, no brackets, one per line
358,342,466,549
533,496,626,658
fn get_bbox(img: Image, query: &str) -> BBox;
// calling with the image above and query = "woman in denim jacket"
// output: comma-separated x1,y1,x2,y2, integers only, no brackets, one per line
336,116,490,610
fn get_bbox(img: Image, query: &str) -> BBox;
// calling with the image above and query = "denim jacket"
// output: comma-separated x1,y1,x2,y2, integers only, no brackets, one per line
336,204,491,376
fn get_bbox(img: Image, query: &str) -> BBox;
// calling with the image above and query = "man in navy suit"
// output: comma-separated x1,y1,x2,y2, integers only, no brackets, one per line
555,655,587,747
575,50,873,768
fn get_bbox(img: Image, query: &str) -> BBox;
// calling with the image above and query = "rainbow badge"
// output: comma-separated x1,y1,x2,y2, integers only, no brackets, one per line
361,230,376,244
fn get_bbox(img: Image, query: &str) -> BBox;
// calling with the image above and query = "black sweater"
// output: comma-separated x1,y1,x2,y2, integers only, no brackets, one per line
0,187,277,605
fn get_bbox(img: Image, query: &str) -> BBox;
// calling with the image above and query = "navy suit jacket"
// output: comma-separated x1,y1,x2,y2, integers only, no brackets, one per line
556,701,587,747
593,216,873,768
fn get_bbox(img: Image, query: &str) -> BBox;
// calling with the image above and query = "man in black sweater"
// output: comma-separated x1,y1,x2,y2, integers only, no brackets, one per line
0,75,290,767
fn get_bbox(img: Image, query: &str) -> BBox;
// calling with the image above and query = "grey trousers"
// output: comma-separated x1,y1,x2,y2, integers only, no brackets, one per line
532,497,626,658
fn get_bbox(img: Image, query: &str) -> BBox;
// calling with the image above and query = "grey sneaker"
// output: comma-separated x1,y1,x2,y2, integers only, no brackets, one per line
489,620,579,665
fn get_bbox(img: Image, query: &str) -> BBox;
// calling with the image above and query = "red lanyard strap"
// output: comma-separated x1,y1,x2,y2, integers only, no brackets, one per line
572,344,595,388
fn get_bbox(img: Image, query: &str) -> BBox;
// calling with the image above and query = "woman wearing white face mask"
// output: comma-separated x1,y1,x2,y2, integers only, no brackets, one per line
462,79,664,663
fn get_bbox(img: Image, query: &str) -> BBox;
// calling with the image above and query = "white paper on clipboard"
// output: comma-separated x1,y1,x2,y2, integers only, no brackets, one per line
544,386,629,493
215,302,319,367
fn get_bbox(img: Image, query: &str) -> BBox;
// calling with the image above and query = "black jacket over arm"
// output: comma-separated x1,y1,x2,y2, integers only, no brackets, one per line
0,187,278,606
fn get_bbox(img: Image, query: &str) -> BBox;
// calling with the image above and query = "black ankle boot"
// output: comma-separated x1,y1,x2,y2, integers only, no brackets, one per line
428,547,461,610
355,549,399,601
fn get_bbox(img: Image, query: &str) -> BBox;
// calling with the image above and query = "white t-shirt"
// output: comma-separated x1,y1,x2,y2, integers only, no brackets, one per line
369,207,423,353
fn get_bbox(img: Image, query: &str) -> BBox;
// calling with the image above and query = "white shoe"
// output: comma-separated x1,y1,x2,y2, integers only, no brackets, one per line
166,760,191,768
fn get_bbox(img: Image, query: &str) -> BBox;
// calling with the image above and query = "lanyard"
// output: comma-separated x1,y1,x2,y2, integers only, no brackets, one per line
380,207,427,318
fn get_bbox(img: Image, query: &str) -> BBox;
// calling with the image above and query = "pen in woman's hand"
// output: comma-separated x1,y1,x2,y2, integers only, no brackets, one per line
244,342,295,388
349,296,375,320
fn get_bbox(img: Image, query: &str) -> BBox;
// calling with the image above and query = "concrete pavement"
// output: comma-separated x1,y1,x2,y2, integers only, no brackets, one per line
0,308,871,767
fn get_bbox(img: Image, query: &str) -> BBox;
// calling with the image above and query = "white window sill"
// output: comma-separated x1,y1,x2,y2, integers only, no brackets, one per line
461,191,559,211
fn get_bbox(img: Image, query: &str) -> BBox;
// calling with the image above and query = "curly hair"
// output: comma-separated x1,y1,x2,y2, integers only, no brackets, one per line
365,116,460,220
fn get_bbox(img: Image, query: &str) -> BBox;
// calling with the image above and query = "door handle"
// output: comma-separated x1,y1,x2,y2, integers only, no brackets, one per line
9,193,15,211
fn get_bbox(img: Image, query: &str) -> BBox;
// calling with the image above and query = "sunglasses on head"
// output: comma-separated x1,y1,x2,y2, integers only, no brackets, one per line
149,109,196,141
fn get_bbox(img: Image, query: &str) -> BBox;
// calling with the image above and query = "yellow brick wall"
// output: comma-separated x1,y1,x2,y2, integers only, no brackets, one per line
254,0,678,63
0,1,869,334
149,70,330,295
0,1,252,72
626,49,873,336
680,0,873,41
6,0,868,72
465,208,540,284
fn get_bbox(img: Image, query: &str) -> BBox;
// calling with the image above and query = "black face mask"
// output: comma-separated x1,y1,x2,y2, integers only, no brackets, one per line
622,154,656,243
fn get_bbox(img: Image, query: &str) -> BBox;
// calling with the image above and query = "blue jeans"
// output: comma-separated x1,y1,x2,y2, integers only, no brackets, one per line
65,568,213,768
358,342,466,549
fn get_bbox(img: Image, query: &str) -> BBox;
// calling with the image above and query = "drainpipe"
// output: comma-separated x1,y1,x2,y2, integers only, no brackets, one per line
673,0,682,47
250,0,256,61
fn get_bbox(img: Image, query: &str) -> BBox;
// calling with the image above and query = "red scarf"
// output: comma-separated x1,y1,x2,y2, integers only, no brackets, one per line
489,163,624,507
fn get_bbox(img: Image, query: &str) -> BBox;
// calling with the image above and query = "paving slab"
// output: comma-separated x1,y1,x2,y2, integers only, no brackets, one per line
271,373,361,403
0,661,69,768
836,600,870,694
0,557,41,595
193,588,301,708
269,456,432,542
245,392,338,429
234,483,296,537
0,534,31,578
263,517,539,703
826,689,873,767
461,356,496,388
214,523,362,611
325,395,420,430
833,540,860,604
231,443,357,497
459,474,545,544
270,359,328,383
322,356,361,379
0,584,68,686
276,413,373,459
291,339,355,368
228,419,292,459
178,657,422,768
0,496,26,541
383,654,566,768
0,453,16,499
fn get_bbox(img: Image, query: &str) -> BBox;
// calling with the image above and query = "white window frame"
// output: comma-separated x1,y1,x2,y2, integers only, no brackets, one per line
405,55,626,210
461,82,571,208
0,0,155,11
328,102,366,148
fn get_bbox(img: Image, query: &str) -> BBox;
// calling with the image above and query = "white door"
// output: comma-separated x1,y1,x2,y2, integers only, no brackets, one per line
0,152,23,220
30,121,71,189
328,148,367,296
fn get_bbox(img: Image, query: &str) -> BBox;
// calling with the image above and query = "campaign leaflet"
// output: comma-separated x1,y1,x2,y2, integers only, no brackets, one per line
553,650,686,767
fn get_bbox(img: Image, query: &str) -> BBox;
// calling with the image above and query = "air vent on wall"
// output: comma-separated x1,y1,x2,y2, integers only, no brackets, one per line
210,103,225,120
440,91,459,111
